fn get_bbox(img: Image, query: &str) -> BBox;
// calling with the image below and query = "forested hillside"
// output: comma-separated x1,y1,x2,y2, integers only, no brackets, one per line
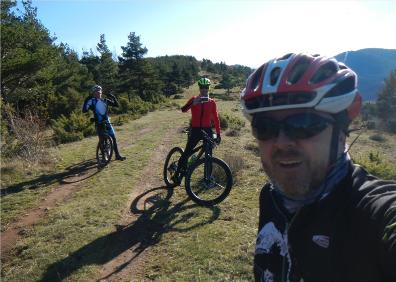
1,1,252,160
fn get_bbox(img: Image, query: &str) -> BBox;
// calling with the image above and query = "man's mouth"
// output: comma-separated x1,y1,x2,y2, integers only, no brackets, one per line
278,160,303,168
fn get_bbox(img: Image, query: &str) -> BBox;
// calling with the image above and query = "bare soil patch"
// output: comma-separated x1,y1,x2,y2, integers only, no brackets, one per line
97,128,180,281
0,125,160,261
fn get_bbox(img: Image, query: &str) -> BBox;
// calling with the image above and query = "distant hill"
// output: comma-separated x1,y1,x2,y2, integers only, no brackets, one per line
335,48,396,101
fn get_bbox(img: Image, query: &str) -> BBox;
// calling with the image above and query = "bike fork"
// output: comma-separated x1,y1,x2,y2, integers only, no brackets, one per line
204,155,213,181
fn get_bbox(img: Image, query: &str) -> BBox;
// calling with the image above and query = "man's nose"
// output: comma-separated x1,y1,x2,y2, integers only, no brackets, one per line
274,130,296,147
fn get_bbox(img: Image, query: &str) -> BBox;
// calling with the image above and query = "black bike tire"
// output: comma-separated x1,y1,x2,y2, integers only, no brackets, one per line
163,146,184,187
185,157,233,206
96,135,113,167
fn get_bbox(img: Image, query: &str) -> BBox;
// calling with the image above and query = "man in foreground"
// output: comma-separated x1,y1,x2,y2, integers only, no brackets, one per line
240,53,396,281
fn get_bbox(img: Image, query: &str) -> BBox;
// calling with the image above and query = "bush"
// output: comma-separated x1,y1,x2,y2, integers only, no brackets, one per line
354,151,396,180
385,119,396,133
369,134,386,142
51,111,95,144
117,97,130,114
244,141,260,155
222,153,245,183
225,129,241,137
1,108,51,164
366,121,376,130
128,96,151,115
163,83,178,96
219,113,245,131
112,115,129,127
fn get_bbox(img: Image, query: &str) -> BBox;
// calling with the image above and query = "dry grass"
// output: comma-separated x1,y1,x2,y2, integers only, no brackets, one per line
222,153,245,181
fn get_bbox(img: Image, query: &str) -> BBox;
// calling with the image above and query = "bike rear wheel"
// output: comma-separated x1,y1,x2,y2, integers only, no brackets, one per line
163,147,184,187
96,135,113,167
185,157,233,206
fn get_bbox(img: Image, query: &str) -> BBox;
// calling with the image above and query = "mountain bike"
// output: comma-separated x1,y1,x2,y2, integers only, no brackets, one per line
163,129,233,206
95,121,113,167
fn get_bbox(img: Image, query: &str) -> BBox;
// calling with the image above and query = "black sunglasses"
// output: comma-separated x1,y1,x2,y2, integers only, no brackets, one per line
252,113,334,141
199,85,209,89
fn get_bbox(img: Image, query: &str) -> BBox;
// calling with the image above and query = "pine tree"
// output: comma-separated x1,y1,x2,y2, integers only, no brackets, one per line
219,73,236,94
376,69,396,133
1,0,57,114
118,32,162,101
80,49,100,82
96,34,118,94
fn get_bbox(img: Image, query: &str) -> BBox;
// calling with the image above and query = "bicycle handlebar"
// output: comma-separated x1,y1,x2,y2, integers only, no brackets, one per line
182,127,218,147
201,130,217,147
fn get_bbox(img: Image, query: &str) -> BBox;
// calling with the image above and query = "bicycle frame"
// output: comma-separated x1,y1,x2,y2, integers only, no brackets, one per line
186,130,216,181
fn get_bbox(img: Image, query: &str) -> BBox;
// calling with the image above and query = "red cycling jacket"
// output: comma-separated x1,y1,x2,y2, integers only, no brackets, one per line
181,96,221,135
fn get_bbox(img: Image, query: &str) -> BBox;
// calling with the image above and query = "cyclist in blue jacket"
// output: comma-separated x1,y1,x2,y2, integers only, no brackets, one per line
83,85,126,161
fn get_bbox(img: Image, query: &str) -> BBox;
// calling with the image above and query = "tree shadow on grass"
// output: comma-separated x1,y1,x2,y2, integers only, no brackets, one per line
1,159,100,197
39,185,220,281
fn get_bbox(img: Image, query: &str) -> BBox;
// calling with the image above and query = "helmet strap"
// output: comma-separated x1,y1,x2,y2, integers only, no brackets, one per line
329,125,341,169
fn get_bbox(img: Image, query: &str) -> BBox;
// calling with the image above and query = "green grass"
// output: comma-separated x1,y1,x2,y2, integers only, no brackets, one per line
1,109,188,281
131,100,264,281
2,90,395,281
348,128,396,180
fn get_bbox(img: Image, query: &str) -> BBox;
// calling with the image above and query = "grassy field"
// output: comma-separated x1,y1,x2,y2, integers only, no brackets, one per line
1,88,395,281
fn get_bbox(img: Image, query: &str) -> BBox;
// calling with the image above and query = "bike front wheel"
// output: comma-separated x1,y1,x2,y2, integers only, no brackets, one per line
185,157,233,206
163,147,184,187
96,135,113,167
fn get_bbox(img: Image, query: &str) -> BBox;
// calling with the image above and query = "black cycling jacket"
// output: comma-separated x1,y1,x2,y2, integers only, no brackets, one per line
254,162,396,282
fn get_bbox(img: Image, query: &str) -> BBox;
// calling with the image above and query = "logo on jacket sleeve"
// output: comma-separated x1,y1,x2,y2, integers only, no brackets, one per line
312,235,330,248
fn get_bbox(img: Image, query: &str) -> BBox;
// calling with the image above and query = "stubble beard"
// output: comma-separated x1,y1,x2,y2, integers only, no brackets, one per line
261,152,328,199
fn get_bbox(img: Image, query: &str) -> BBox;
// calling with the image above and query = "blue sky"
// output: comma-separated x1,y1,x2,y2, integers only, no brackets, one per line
25,0,396,68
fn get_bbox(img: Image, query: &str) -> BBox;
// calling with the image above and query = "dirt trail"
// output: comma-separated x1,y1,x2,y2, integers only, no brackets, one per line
97,127,179,281
0,126,158,259
1,163,97,258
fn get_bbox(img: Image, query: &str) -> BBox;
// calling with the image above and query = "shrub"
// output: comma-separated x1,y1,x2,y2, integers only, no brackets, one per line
222,153,245,183
129,96,151,115
1,108,51,164
369,134,386,142
51,111,95,144
385,119,396,133
219,114,229,129
173,94,184,99
218,113,245,131
366,121,376,130
117,97,130,114
244,141,260,155
112,115,129,127
225,129,241,137
354,151,396,180
163,83,178,96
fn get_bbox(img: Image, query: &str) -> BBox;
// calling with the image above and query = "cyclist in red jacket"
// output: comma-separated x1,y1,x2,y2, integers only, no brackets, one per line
173,78,221,184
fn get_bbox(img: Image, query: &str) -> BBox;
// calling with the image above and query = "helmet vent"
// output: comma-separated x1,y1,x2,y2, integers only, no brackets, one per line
270,67,281,86
245,91,316,110
277,53,293,60
250,65,264,91
287,56,311,84
324,76,356,98
310,62,338,84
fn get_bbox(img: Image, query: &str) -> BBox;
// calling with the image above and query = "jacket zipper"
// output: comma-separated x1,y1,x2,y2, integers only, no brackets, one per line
199,101,205,128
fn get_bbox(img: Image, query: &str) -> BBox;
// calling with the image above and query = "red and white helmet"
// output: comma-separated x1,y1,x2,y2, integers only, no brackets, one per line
240,53,362,123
